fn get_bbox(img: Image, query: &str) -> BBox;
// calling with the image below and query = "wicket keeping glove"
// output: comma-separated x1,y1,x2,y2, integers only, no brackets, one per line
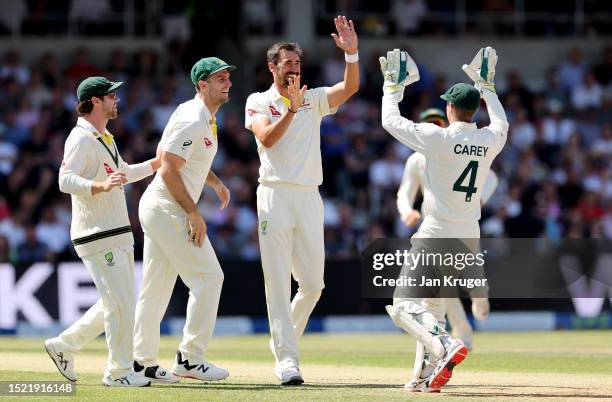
379,48,419,101
462,46,498,95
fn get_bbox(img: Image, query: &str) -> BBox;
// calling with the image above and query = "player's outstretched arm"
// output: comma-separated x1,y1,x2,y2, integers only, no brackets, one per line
462,47,509,148
327,15,360,109
380,50,442,157
118,152,160,184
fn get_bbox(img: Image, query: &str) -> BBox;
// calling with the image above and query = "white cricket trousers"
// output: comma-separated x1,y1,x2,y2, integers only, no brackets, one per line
134,193,224,366
51,246,136,379
396,216,481,378
257,183,325,368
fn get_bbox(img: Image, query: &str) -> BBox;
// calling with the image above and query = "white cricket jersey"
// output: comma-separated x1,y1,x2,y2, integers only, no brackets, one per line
383,90,508,222
397,152,499,218
244,84,337,186
59,117,154,257
148,95,218,204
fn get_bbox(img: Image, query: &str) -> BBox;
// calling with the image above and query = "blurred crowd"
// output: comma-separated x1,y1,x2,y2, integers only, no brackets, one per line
0,42,610,268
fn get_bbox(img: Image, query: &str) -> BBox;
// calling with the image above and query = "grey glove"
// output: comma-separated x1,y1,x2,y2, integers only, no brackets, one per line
462,46,498,95
379,48,419,100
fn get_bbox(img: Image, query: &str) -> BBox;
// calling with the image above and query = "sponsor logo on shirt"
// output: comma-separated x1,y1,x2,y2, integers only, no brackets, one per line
203,137,213,148
183,140,193,147
103,163,113,174
269,105,281,116
247,109,258,117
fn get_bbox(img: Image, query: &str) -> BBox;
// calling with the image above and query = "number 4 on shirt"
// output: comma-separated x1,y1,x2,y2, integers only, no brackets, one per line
453,160,478,202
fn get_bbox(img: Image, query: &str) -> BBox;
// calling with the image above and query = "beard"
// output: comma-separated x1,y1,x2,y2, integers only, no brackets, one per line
282,72,300,87
106,108,118,119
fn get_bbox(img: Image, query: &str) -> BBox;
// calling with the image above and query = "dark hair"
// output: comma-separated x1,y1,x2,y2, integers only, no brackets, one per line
452,105,476,123
76,99,94,115
266,42,303,65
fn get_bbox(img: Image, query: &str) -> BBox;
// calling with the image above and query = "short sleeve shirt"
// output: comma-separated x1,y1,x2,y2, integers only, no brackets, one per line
148,95,218,203
245,85,336,186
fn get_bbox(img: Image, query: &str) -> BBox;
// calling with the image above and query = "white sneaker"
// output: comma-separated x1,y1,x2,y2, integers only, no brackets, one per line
404,377,440,393
274,364,304,386
103,371,151,387
172,351,229,381
44,339,77,382
427,339,468,389
134,361,180,384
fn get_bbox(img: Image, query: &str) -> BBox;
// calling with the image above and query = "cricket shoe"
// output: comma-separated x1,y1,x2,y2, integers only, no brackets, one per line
103,371,151,387
275,364,304,385
44,339,77,382
172,351,229,381
404,377,441,393
134,361,180,384
427,339,468,389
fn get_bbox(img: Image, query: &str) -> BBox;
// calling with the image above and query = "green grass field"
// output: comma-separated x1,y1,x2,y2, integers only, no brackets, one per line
1,331,611,401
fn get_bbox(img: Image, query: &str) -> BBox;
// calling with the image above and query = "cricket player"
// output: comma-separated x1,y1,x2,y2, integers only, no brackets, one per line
244,15,359,385
381,47,508,391
45,76,161,387
397,108,496,392
132,57,233,383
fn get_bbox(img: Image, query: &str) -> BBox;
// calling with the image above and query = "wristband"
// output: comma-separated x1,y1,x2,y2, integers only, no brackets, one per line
345,51,359,63
288,108,297,113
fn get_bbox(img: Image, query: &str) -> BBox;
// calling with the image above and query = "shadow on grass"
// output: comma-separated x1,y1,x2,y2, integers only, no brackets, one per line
158,382,400,391
445,384,612,399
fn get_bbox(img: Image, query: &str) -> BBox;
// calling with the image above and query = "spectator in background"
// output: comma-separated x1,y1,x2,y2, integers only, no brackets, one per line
593,45,612,86
509,107,536,151
36,207,71,259
503,70,533,113
0,49,29,84
0,234,11,263
392,0,427,34
541,98,576,144
64,48,102,82
572,70,603,111
558,47,586,92
16,224,50,267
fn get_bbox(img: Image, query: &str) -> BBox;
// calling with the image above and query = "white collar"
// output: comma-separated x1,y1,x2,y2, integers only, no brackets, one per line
76,117,105,137
449,121,477,130
194,94,213,122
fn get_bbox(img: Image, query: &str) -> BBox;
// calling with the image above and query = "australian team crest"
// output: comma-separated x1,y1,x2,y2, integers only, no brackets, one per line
260,220,268,235
104,251,115,267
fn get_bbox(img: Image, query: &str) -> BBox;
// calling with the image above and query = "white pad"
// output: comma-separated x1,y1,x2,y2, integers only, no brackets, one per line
386,305,445,360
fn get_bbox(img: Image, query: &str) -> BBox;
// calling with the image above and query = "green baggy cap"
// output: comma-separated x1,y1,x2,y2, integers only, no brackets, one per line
191,57,236,85
77,76,123,101
419,108,447,123
440,83,480,111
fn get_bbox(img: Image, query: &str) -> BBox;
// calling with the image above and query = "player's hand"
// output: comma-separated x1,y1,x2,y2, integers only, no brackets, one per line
102,171,127,192
462,46,497,94
379,49,419,100
287,73,306,112
471,297,490,321
401,210,421,228
331,15,358,54
211,181,230,209
187,211,207,247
